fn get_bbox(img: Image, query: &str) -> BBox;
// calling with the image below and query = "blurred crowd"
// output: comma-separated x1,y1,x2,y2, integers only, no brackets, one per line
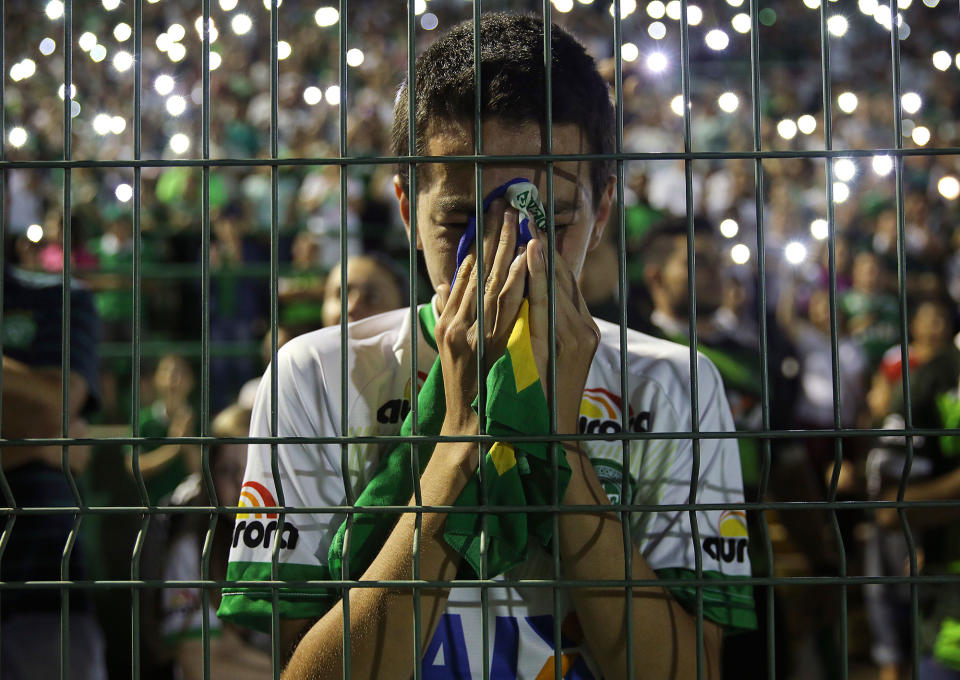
3,0,960,677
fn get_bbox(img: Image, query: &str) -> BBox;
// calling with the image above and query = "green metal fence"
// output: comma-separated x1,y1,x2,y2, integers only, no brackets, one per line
2,0,960,678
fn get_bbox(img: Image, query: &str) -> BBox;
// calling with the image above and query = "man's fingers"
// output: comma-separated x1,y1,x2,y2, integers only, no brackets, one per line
492,245,528,338
485,208,518,295
527,237,549,334
445,253,475,315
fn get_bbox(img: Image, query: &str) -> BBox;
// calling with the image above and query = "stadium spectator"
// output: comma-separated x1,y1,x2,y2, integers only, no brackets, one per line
319,253,407,328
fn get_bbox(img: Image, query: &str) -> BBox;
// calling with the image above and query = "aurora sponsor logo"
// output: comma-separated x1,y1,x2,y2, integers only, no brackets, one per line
703,510,749,564
589,458,635,505
234,481,299,551
377,371,429,424
578,387,650,434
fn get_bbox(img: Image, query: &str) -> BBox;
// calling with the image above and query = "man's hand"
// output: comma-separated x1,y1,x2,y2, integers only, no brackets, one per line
527,237,601,434
434,206,529,431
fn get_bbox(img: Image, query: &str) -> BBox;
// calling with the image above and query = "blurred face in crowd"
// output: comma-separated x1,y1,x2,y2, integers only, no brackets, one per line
654,233,724,318
322,255,405,327
154,355,193,402
852,252,882,294
911,301,952,350
394,118,614,308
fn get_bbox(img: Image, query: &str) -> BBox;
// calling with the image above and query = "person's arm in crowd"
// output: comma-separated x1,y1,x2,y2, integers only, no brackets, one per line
877,465,960,530
124,406,200,478
1,355,91,472
282,211,531,680
527,242,722,680
175,627,273,680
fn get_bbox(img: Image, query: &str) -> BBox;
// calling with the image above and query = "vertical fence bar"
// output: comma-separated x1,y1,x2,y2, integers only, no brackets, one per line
406,1,423,677
199,0,214,676
0,0,9,671
678,0,704,677
129,0,150,676
747,0,776,676
59,0,79,675
470,5,491,679
612,1,635,676
266,0,286,678
817,4,848,678
337,1,352,677
887,2,920,676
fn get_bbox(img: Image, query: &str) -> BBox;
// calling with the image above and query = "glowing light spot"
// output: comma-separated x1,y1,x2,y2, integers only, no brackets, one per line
609,0,638,17
827,15,848,37
220,0,238,10
834,158,856,182
553,0,574,12
346,48,364,67
170,133,190,154
262,0,282,8
665,0,681,20
858,0,878,14
901,92,921,115
731,244,750,264
93,114,113,136
705,29,729,51
938,176,960,200
777,119,798,140
112,50,134,72
784,241,807,265
872,155,893,176
325,85,340,106
58,83,76,100
277,40,292,60
102,0,120,10
303,86,323,105
647,0,665,18
115,184,133,202
719,219,739,238
156,33,171,52
90,45,107,63
231,14,252,35
45,0,64,20
71,101,80,117
209,52,222,70
315,7,339,26
621,42,639,62
803,0,820,8
718,92,739,113
9,63,24,82
648,21,667,39
646,52,668,72
837,91,858,113
810,219,829,240
421,13,438,30
8,127,28,148
168,24,186,42
670,95,686,117
897,0,911,8
911,125,930,146
726,0,744,5
154,75,175,95
26,224,44,242
167,43,186,62
195,17,219,42
687,5,702,25
797,114,817,134
79,32,98,52
833,182,850,204
39,38,57,55
932,51,951,71
414,0,427,15
166,95,186,116
731,13,751,33
922,0,939,6
110,116,126,134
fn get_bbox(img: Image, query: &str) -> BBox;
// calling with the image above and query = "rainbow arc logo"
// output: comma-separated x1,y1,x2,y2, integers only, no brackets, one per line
237,481,278,519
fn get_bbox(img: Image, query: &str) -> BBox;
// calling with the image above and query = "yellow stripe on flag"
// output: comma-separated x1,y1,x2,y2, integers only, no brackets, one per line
489,442,517,476
506,299,539,392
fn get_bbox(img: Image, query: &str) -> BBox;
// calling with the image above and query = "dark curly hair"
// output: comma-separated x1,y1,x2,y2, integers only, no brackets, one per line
391,12,615,208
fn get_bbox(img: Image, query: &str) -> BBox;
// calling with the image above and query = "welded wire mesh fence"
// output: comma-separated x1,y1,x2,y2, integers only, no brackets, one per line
1,0,960,678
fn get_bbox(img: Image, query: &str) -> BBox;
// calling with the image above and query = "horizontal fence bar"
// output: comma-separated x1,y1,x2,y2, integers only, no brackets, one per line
4,426,959,447
1,146,958,171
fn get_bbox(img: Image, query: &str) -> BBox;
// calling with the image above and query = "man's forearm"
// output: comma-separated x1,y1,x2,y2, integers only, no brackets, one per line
283,438,479,680
558,446,720,680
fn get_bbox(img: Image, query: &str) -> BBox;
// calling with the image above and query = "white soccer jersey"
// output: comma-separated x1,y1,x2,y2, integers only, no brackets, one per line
220,300,754,679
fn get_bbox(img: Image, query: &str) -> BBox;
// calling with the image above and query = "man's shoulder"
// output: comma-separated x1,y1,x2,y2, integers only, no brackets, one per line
593,317,727,397
279,307,413,365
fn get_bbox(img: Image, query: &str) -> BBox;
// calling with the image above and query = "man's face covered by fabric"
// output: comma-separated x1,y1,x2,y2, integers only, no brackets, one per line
397,118,613,306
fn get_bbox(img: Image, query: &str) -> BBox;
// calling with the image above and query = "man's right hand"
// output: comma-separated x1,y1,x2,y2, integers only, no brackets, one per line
433,206,529,432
